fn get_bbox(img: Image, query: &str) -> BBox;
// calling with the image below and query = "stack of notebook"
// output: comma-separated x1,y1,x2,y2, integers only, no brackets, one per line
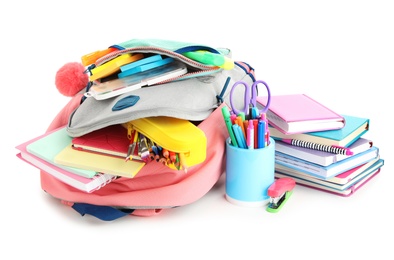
257,94,385,197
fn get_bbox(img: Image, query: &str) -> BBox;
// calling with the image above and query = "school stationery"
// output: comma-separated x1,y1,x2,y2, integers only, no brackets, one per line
72,124,133,158
256,94,345,135
275,137,372,166
18,38,257,221
275,158,384,197
278,138,353,155
266,177,296,213
275,156,381,185
182,50,234,70
15,131,116,193
84,61,188,100
275,146,379,179
268,114,369,147
118,56,174,78
89,53,145,81
54,144,145,178
24,127,97,178
229,80,271,119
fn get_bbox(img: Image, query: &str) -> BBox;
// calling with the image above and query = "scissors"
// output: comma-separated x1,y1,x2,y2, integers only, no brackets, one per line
229,80,271,119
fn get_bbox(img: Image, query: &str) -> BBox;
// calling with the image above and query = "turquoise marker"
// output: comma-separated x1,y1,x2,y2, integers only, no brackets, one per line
221,106,238,147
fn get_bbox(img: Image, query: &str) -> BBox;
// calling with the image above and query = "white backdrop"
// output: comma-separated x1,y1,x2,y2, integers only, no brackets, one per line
2,1,392,259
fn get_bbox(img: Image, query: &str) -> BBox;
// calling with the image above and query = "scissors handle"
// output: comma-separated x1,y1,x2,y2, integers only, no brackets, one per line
230,81,250,115
252,80,271,114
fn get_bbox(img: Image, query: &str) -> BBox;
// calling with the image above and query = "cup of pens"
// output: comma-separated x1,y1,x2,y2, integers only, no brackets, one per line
222,104,275,207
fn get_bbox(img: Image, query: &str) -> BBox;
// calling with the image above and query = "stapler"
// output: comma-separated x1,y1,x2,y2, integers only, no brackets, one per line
266,177,296,213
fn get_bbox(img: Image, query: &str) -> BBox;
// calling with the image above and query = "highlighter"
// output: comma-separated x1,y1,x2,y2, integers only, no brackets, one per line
183,51,234,70
221,106,238,147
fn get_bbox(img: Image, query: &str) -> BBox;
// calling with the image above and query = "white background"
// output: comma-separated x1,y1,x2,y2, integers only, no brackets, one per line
2,1,392,259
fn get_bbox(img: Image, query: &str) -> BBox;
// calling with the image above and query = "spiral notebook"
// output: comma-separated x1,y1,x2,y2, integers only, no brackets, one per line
15,127,117,193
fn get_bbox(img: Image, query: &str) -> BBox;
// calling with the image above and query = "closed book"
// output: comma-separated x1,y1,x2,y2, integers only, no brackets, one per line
256,94,345,135
269,114,369,147
275,146,379,179
274,137,373,166
72,124,132,159
276,156,381,185
275,163,382,197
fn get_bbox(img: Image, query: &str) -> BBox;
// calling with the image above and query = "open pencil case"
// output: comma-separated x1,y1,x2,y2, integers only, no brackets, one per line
67,38,256,137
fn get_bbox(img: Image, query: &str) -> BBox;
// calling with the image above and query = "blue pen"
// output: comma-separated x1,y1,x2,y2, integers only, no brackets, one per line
257,120,266,148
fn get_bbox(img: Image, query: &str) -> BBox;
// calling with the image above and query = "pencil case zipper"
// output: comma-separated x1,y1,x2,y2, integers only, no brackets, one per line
89,46,224,82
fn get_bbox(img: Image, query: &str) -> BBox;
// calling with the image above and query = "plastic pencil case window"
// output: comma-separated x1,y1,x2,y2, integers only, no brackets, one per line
42,38,257,221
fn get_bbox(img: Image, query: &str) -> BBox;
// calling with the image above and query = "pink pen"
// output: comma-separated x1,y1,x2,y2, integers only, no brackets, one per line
247,120,254,149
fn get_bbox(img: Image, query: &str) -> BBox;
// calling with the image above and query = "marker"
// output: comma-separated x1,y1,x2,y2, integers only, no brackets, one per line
247,120,254,149
221,106,238,147
232,124,247,149
257,120,266,148
182,51,234,70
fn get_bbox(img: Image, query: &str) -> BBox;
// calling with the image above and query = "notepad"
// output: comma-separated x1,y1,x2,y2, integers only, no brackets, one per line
257,94,345,135
54,144,145,178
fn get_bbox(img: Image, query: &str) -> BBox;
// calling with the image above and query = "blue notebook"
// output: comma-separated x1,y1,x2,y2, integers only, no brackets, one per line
275,146,379,180
26,127,98,178
269,114,369,147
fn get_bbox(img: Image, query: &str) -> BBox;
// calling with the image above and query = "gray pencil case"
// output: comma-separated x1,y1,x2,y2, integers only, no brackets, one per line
66,39,256,137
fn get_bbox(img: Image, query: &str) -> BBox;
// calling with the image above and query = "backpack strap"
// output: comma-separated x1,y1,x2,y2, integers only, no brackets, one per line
71,203,134,221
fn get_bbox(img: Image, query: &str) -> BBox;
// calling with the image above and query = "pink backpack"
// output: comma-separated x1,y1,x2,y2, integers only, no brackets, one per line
26,39,256,220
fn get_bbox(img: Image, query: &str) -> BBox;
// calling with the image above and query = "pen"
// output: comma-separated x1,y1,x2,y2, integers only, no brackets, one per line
279,139,354,155
178,152,188,173
125,130,139,162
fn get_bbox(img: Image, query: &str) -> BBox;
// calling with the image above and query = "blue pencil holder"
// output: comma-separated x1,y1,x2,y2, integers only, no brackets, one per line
225,137,275,207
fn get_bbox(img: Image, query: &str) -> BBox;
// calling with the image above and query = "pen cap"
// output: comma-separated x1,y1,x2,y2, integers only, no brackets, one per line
225,138,275,207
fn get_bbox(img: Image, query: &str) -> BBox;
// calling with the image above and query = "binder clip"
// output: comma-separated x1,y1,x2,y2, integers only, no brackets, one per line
266,177,296,213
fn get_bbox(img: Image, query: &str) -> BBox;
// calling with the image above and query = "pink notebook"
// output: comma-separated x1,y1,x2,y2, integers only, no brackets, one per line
257,94,345,135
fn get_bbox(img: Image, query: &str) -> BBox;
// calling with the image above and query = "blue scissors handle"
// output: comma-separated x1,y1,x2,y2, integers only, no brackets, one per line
230,80,271,116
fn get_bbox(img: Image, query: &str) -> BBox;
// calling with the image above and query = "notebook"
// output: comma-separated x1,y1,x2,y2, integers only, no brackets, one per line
275,146,379,179
54,144,145,178
25,127,97,178
256,94,345,135
275,156,381,185
274,137,373,166
15,133,117,193
269,114,369,147
275,158,384,197
72,124,131,158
